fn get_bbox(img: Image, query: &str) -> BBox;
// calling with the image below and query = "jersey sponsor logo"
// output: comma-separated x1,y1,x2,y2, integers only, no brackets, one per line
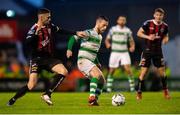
160,28,164,33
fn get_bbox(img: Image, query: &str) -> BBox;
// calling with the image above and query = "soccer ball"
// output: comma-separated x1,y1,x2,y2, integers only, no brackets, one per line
112,93,125,106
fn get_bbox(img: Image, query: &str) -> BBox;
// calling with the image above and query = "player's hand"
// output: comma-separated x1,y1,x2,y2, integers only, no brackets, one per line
97,63,102,69
148,34,156,41
129,46,135,52
66,50,73,58
106,43,111,49
35,22,43,35
76,31,88,38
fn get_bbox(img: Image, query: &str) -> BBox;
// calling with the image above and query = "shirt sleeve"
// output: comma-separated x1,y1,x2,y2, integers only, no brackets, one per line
26,26,38,44
51,23,76,35
163,25,169,35
141,20,150,32
73,30,90,40
127,29,133,39
106,28,112,39
67,36,76,50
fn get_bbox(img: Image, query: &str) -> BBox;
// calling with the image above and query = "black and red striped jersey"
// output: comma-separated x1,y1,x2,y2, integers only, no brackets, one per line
26,23,76,58
141,19,168,52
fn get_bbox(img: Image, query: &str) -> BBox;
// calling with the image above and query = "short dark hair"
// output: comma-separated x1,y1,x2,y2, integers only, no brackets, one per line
97,15,109,22
118,15,126,18
38,8,50,15
154,8,165,14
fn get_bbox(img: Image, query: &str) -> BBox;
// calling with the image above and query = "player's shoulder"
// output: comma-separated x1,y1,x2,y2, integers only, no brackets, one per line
27,24,37,34
143,19,152,25
124,26,132,32
85,29,92,32
50,23,58,27
84,29,93,35
30,24,38,30
111,25,119,30
162,21,168,27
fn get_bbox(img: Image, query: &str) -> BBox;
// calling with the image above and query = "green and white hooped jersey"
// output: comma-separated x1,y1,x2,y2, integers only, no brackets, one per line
74,29,102,62
107,25,132,52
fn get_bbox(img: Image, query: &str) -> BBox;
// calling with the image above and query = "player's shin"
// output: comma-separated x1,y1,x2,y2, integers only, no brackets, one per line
90,77,98,97
137,78,144,93
160,76,170,99
95,83,104,100
136,78,144,100
7,85,29,106
13,85,29,100
106,73,113,92
161,76,167,89
44,74,65,96
128,76,135,92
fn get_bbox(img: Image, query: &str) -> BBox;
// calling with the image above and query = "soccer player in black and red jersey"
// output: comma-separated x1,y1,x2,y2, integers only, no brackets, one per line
136,8,170,100
7,8,87,106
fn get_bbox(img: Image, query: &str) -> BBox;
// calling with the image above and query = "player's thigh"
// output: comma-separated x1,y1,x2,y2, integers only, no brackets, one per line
51,64,68,75
77,59,95,77
121,52,131,65
89,66,103,79
109,52,120,68
153,54,165,68
139,52,151,67
28,73,38,90
123,64,132,74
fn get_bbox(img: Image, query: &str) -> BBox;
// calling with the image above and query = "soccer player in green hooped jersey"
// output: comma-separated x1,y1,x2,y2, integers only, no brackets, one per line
105,16,135,92
66,16,109,106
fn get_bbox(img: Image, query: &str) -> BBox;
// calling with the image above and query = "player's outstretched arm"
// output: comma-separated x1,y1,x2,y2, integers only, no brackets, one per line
137,27,155,41
26,28,39,44
66,36,76,58
129,36,135,52
54,24,87,38
105,37,111,49
162,34,169,44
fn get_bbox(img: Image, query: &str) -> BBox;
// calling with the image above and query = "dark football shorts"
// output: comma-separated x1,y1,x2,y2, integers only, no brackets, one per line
139,51,165,68
29,57,62,74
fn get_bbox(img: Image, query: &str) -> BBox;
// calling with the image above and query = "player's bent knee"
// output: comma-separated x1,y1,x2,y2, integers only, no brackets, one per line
27,83,36,90
52,64,68,75
58,68,68,76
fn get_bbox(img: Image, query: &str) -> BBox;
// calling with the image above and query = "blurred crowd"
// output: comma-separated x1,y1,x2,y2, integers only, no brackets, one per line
0,42,28,78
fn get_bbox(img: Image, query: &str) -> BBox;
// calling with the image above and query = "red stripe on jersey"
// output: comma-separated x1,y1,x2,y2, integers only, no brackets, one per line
155,24,159,36
38,29,43,49
43,28,48,50
149,21,154,34
45,28,51,54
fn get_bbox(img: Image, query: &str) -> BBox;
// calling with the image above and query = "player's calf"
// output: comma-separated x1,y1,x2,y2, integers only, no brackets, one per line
7,85,29,106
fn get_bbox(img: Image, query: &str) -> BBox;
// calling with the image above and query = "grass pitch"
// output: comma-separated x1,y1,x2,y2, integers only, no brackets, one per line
0,92,180,114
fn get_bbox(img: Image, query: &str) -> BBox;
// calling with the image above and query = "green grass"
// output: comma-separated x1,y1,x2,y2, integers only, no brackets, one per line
0,92,180,114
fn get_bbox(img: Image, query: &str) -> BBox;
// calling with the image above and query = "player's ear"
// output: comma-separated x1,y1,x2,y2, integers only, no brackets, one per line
38,14,43,21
